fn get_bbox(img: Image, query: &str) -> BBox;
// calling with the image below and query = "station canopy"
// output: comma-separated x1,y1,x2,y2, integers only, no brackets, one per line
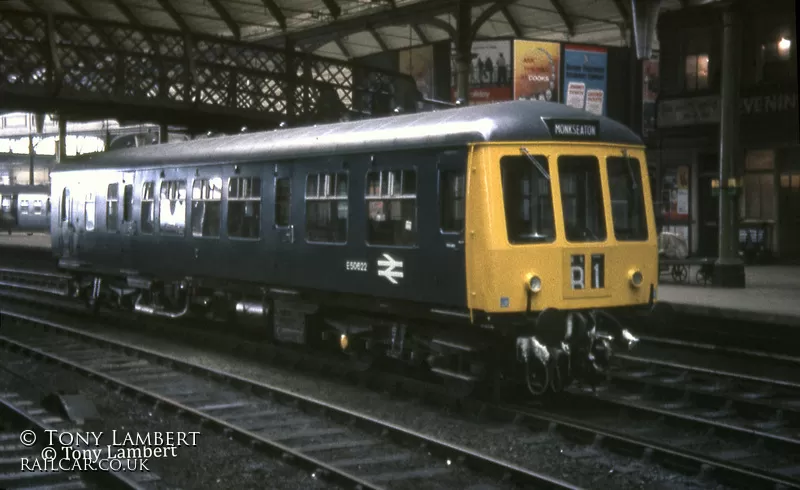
10,0,687,59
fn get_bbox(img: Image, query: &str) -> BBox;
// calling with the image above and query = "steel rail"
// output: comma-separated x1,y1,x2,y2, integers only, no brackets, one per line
0,394,150,490
0,308,581,490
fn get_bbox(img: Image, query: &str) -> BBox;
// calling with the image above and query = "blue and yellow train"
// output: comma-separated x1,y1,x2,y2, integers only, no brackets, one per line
48,100,657,396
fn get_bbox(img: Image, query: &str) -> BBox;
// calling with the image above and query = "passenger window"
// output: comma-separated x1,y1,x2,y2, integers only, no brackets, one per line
274,177,291,227
558,156,607,243
107,183,119,232
85,193,95,231
191,178,222,238
19,200,29,215
123,184,133,222
33,200,43,215
141,182,155,234
228,177,261,239
366,169,417,246
159,180,186,235
305,172,348,243
60,188,68,222
500,155,555,244
439,170,465,233
607,156,648,241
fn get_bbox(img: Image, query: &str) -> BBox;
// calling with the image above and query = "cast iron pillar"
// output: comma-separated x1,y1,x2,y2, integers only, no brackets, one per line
159,122,168,144
714,7,746,288
455,0,472,104
57,115,67,163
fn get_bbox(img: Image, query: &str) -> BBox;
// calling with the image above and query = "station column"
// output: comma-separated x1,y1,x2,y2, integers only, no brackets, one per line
714,7,746,288
56,115,67,163
454,0,471,104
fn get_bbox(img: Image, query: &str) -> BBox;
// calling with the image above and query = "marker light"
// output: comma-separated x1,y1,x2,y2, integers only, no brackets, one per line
339,334,349,351
525,273,543,293
628,269,644,288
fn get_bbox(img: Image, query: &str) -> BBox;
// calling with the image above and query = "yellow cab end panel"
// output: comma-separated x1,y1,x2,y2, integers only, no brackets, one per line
465,142,658,315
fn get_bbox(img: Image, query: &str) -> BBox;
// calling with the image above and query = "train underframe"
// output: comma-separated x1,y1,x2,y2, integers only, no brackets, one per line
74,273,641,398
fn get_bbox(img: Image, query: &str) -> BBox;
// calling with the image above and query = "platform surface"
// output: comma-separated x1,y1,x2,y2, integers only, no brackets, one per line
0,232,51,250
658,265,800,326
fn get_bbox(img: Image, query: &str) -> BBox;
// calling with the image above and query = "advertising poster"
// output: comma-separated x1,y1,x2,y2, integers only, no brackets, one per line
450,40,513,105
562,45,608,115
513,40,561,102
661,165,690,222
642,52,659,136
398,45,434,100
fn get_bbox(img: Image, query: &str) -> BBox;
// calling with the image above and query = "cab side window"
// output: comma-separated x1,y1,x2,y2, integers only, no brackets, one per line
366,169,417,247
439,170,465,233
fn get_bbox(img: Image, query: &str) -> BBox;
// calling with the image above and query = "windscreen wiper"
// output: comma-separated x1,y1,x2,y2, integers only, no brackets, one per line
520,147,550,181
622,149,638,190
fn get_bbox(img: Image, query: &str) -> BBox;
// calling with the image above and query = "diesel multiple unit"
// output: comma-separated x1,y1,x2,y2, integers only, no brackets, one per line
50,101,656,396
0,185,51,234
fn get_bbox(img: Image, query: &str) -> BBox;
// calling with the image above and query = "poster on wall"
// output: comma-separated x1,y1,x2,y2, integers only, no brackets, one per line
642,52,659,136
513,40,561,102
399,45,435,101
450,40,513,105
661,165,690,222
562,45,608,115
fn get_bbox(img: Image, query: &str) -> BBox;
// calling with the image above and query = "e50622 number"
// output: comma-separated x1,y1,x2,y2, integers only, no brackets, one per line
345,260,368,272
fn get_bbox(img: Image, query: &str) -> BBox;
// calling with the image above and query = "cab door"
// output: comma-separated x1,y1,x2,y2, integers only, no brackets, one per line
433,151,468,308
271,163,296,287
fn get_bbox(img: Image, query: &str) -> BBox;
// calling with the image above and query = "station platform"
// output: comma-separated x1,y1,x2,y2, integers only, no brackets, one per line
658,265,800,327
0,232,51,250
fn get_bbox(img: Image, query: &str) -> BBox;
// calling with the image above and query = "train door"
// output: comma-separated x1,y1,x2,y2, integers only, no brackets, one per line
59,187,76,257
434,152,468,308
271,164,295,286
189,166,225,279
119,172,136,269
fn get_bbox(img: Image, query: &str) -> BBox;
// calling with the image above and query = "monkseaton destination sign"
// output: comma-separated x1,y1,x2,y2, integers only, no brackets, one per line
542,118,599,139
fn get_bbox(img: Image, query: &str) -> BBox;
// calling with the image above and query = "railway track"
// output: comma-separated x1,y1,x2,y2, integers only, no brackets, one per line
0,386,161,490
0,308,579,490
1,274,798,488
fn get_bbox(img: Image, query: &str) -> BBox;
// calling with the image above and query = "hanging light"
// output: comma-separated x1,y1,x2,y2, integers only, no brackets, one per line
778,37,791,52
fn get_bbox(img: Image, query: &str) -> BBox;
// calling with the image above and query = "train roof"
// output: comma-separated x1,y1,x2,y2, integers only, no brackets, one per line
53,100,644,173
0,185,50,194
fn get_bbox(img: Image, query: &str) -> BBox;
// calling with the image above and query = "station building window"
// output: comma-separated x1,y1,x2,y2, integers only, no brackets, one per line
366,169,417,247
305,172,348,243
228,177,261,239
141,182,155,234
274,178,291,227
107,183,119,232
740,149,776,221
159,180,186,235
85,193,95,232
439,170,465,233
191,178,222,238
684,54,710,91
